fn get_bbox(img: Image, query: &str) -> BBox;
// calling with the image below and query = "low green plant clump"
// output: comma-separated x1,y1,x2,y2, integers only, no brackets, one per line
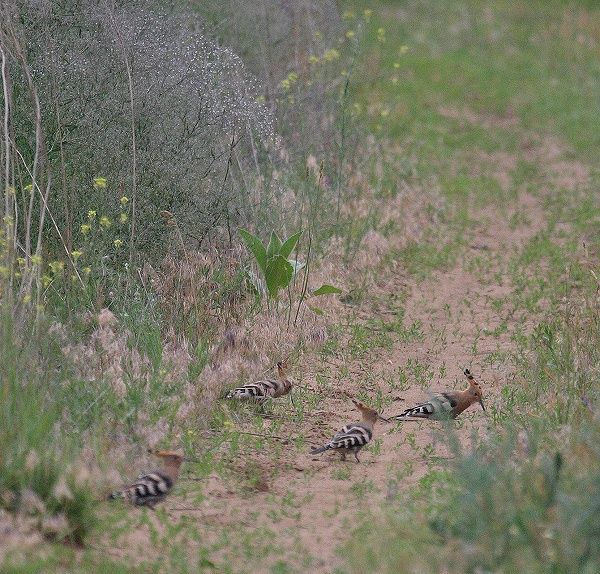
0,318,97,546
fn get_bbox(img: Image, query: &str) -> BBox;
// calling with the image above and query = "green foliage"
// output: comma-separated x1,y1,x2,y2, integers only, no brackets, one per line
240,229,302,298
0,315,96,545
311,284,342,296
240,229,342,306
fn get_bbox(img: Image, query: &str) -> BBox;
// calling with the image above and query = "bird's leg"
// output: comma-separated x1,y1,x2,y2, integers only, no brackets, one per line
354,451,361,463
260,400,279,420
259,399,276,418
340,451,347,462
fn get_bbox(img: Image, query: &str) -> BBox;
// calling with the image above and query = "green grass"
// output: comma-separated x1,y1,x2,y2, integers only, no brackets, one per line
340,1,600,572
355,0,600,159
0,315,97,546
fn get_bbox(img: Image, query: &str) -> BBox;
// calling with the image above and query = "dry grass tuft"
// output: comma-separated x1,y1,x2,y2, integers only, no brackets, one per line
61,310,150,398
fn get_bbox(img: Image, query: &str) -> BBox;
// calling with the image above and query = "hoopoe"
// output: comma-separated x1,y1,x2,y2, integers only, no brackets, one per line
226,360,292,402
108,449,194,508
392,368,486,421
310,398,388,463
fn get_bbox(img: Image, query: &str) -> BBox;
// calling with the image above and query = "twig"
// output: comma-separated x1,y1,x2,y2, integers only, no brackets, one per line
124,51,137,272
0,41,14,301
293,229,312,326
11,144,83,288
0,42,11,221
230,430,292,442
179,477,210,482
169,507,206,512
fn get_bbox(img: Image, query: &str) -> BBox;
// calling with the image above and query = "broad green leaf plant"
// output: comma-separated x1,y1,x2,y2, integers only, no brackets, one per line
239,229,341,302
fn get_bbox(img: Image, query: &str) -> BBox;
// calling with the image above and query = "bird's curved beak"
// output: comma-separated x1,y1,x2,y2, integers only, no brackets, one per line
479,399,486,412
378,415,391,423
183,456,200,463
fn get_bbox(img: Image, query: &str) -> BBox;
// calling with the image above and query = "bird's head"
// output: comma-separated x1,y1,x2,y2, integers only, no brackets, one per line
148,449,198,465
351,398,389,424
463,368,485,411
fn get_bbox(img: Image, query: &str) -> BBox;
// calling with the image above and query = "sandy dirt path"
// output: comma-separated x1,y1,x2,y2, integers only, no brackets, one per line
163,183,551,572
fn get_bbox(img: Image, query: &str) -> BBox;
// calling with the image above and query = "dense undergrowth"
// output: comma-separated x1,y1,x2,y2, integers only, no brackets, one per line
0,0,383,550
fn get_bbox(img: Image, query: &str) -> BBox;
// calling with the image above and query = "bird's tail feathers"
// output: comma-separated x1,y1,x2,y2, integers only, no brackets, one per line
393,405,431,419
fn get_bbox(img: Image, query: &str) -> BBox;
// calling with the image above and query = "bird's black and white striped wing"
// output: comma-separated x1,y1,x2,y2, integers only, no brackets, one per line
226,378,279,401
394,393,456,420
109,471,173,507
328,423,373,451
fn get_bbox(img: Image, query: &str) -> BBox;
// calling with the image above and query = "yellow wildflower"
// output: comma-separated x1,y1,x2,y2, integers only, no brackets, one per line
31,254,42,266
391,76,399,85
113,239,123,248
120,213,128,224
377,28,386,43
346,30,356,39
42,274,52,287
71,250,83,260
80,223,91,235
49,261,64,275
394,62,401,69
17,257,25,267
87,210,96,220
23,294,32,304
363,9,372,21
120,196,129,205
99,216,111,228
323,48,340,62
308,55,319,64
400,45,409,55
280,72,298,91
83,266,92,275
93,177,107,190
0,265,9,277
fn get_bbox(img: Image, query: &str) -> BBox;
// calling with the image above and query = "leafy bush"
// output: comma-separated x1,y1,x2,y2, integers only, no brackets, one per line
3,0,275,260
197,0,344,157
239,228,341,319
